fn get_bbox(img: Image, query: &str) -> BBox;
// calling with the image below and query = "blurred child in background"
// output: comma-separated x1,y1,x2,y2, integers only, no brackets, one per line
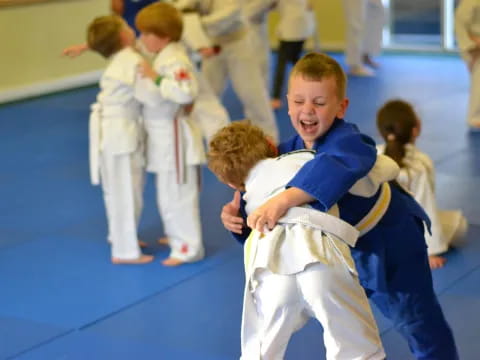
377,99,468,269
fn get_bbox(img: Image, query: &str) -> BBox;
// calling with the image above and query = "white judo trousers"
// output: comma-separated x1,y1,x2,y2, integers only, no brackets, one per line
155,166,204,262
249,21,271,91
100,150,144,260
342,0,384,67
202,32,279,142
245,0,275,90
246,263,384,360
241,220,384,360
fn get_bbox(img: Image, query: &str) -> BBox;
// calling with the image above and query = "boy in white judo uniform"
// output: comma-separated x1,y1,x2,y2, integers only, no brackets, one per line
455,0,480,131
87,15,152,264
208,121,388,360
134,2,205,266
376,99,468,269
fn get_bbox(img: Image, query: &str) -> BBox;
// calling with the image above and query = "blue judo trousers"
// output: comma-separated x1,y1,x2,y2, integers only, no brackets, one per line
234,119,458,359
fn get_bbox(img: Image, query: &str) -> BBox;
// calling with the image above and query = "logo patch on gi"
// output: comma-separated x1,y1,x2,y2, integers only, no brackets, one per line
175,69,191,81
181,244,189,254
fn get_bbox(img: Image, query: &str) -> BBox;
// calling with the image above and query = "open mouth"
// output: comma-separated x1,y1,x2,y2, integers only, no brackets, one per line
300,120,318,133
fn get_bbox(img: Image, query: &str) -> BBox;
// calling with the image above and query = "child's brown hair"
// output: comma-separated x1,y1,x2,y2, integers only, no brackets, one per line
289,52,347,100
135,2,183,41
208,121,277,189
87,15,124,58
377,99,420,167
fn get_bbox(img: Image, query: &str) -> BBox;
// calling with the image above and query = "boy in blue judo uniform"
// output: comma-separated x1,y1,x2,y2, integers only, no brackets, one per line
221,52,457,359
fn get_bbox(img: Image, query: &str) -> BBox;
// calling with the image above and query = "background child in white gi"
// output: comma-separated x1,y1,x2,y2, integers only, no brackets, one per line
208,121,385,360
172,0,279,142
376,99,468,269
134,2,205,266
87,15,152,265
455,0,480,131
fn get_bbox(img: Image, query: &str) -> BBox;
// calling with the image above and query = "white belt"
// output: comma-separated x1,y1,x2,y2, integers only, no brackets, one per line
173,110,186,184
278,206,359,247
89,102,101,185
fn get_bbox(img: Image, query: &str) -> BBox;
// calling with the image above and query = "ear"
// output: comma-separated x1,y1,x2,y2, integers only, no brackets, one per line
336,98,349,119
411,126,420,141
119,28,132,47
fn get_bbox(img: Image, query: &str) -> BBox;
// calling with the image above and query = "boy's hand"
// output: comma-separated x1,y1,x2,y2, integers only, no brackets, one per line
138,60,158,81
221,191,244,234
62,43,89,58
247,188,315,233
247,194,289,233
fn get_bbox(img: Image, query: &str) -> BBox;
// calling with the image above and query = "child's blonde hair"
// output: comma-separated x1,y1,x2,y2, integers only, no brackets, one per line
87,15,124,58
376,99,420,167
208,121,277,189
135,2,183,41
289,52,347,100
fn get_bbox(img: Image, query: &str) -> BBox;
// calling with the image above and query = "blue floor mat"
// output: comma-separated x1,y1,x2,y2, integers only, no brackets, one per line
2,52,480,359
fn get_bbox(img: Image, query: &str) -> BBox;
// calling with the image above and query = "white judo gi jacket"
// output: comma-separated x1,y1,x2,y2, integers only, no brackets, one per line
135,42,205,177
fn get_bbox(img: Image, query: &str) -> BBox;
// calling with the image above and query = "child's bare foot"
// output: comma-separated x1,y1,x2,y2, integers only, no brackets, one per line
112,254,154,264
162,257,185,267
429,255,447,269
158,237,170,246
138,240,148,248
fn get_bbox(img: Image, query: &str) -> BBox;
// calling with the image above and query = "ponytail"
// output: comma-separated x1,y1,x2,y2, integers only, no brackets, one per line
376,99,419,168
